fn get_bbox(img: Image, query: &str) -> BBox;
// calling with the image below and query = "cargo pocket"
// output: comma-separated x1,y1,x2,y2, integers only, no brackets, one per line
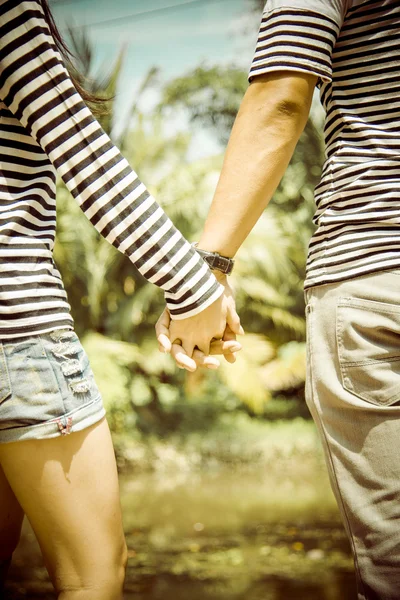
0,344,12,403
337,297,400,406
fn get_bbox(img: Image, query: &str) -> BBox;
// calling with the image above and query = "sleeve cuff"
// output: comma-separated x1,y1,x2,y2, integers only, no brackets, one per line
166,280,225,321
248,7,340,85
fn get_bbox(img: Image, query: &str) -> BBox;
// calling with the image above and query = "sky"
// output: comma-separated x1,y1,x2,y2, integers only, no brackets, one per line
50,0,261,152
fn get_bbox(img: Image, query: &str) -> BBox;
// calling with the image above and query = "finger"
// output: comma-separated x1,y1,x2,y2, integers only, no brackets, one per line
192,349,220,370
155,307,170,333
221,324,237,342
223,352,237,364
171,343,197,372
155,308,172,353
195,339,211,356
158,334,171,354
180,339,195,359
226,305,244,336
209,339,242,355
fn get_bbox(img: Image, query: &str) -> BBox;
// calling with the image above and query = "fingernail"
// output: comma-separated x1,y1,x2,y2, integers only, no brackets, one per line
207,364,219,370
239,326,245,335
230,343,242,351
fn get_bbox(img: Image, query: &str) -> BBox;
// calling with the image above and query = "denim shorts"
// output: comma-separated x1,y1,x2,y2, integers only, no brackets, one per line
0,329,105,443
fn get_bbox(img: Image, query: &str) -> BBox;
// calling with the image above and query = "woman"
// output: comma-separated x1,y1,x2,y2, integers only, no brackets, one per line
0,1,241,597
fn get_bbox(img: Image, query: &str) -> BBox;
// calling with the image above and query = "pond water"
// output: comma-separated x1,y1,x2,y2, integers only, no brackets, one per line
6,465,357,600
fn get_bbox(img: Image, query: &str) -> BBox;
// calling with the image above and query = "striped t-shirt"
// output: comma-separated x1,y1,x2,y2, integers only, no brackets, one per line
0,0,223,339
250,0,400,288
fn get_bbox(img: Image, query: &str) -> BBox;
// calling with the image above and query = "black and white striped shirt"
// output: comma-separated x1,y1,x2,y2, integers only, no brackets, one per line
0,0,223,339
250,0,400,289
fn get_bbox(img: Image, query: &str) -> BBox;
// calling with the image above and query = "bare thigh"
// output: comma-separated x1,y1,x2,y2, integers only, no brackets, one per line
0,463,24,559
0,418,127,597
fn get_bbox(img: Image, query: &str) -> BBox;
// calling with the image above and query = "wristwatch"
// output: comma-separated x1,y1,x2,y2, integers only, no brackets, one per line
192,242,235,275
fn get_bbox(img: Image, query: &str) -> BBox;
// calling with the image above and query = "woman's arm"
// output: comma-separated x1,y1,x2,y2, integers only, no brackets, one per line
0,0,224,320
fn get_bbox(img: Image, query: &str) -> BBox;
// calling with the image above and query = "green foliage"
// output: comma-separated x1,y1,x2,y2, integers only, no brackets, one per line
160,66,248,144
82,331,243,437
54,29,325,432
250,0,268,15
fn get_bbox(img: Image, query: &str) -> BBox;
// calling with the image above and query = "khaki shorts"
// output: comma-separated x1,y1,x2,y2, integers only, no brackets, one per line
305,269,400,600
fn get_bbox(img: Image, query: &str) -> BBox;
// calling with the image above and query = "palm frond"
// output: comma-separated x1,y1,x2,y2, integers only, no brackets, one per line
218,334,275,413
261,342,306,391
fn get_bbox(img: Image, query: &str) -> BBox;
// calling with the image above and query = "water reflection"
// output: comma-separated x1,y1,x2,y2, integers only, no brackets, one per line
124,572,357,600
120,470,356,600
6,468,357,599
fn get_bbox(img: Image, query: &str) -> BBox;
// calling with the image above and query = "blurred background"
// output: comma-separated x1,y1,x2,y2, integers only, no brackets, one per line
6,0,357,598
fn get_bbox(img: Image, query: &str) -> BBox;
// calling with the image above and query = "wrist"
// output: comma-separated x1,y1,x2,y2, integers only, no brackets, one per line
212,270,228,284
192,242,234,275
197,234,235,259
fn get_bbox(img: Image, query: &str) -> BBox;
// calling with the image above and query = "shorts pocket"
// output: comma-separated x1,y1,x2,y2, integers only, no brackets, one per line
39,330,101,414
0,344,12,403
337,297,400,406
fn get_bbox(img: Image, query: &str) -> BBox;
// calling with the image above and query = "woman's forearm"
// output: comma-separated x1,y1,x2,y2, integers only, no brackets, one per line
0,1,224,320
198,72,318,258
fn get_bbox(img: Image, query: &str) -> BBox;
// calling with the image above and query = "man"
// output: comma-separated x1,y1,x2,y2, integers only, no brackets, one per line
157,1,400,597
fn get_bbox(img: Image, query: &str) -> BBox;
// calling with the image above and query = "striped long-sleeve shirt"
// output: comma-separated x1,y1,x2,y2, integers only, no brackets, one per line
249,0,400,288
0,0,223,339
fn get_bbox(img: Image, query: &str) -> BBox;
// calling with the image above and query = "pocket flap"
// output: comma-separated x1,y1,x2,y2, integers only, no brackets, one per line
337,297,400,406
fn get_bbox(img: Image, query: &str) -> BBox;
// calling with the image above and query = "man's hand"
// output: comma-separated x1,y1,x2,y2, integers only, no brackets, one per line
155,274,243,371
156,307,242,370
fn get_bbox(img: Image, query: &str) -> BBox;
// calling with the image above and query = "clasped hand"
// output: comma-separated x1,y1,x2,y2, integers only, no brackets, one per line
155,274,243,371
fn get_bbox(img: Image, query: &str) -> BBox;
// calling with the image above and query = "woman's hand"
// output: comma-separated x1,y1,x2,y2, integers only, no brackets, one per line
155,275,243,371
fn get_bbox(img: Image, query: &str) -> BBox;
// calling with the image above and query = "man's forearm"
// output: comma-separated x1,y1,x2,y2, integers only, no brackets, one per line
198,72,317,258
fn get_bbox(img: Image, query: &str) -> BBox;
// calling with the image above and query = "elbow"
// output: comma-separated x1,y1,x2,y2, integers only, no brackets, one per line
274,97,309,119
247,91,310,134
245,72,317,122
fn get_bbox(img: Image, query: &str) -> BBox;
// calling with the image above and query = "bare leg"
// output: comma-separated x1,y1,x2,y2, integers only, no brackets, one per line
0,464,24,591
0,418,127,599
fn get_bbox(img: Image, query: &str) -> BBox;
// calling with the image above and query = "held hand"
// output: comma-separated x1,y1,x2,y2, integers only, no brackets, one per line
156,307,242,370
155,275,243,371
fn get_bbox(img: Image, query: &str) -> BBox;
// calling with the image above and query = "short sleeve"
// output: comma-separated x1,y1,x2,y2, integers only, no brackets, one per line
249,0,347,84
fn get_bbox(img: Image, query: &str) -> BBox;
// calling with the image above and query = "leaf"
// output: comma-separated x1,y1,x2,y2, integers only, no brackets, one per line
81,332,140,411
261,342,306,391
218,335,275,413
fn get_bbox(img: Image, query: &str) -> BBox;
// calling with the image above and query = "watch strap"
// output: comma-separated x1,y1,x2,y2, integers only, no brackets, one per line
192,243,234,275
